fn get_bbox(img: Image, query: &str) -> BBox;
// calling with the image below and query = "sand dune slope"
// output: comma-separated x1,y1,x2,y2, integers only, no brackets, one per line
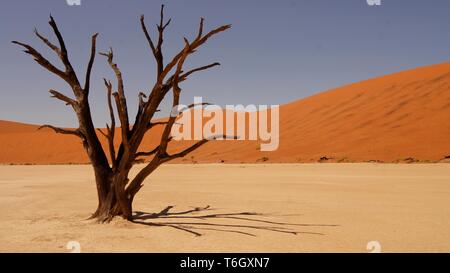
1,62,450,164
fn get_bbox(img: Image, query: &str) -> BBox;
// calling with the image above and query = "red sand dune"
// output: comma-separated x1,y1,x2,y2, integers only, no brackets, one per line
1,62,450,164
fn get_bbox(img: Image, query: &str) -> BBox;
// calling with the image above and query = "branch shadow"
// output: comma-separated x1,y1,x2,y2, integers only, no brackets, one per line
132,205,339,237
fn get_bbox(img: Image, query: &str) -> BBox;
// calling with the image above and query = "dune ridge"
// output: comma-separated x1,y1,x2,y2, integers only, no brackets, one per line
1,62,450,164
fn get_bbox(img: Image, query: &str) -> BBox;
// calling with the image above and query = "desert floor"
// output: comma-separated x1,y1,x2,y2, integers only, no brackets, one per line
0,163,449,252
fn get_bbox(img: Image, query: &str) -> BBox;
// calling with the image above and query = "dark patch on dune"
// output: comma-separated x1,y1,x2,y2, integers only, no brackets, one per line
428,72,450,84
394,113,411,122
318,156,333,163
394,157,419,164
441,101,450,110
384,99,411,116
353,118,375,130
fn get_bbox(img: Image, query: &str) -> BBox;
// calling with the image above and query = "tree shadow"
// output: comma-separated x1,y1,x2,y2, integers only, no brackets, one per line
132,205,338,237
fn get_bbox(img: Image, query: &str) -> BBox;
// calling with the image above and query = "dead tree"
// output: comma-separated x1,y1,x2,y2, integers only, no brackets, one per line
13,5,231,222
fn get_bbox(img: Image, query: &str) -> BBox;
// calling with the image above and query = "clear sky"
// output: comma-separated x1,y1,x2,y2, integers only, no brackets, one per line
1,0,449,127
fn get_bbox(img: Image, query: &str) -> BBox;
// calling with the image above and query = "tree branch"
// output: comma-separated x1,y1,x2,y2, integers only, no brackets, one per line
84,33,99,94
97,128,108,138
157,39,191,155
157,21,231,87
48,16,69,67
161,135,238,163
135,146,160,158
102,79,116,167
140,4,171,77
197,18,204,39
38,124,82,138
180,62,220,81
49,89,77,107
48,15,81,88
155,62,219,104
34,28,61,57
100,49,130,151
140,15,156,56
176,102,211,116
160,139,208,163
148,121,169,129
11,40,69,82
159,135,236,163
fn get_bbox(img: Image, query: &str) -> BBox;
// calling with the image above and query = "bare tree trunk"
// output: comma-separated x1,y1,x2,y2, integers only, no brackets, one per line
90,172,133,222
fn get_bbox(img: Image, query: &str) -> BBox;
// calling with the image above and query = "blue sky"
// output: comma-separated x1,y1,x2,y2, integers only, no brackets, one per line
1,0,449,127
